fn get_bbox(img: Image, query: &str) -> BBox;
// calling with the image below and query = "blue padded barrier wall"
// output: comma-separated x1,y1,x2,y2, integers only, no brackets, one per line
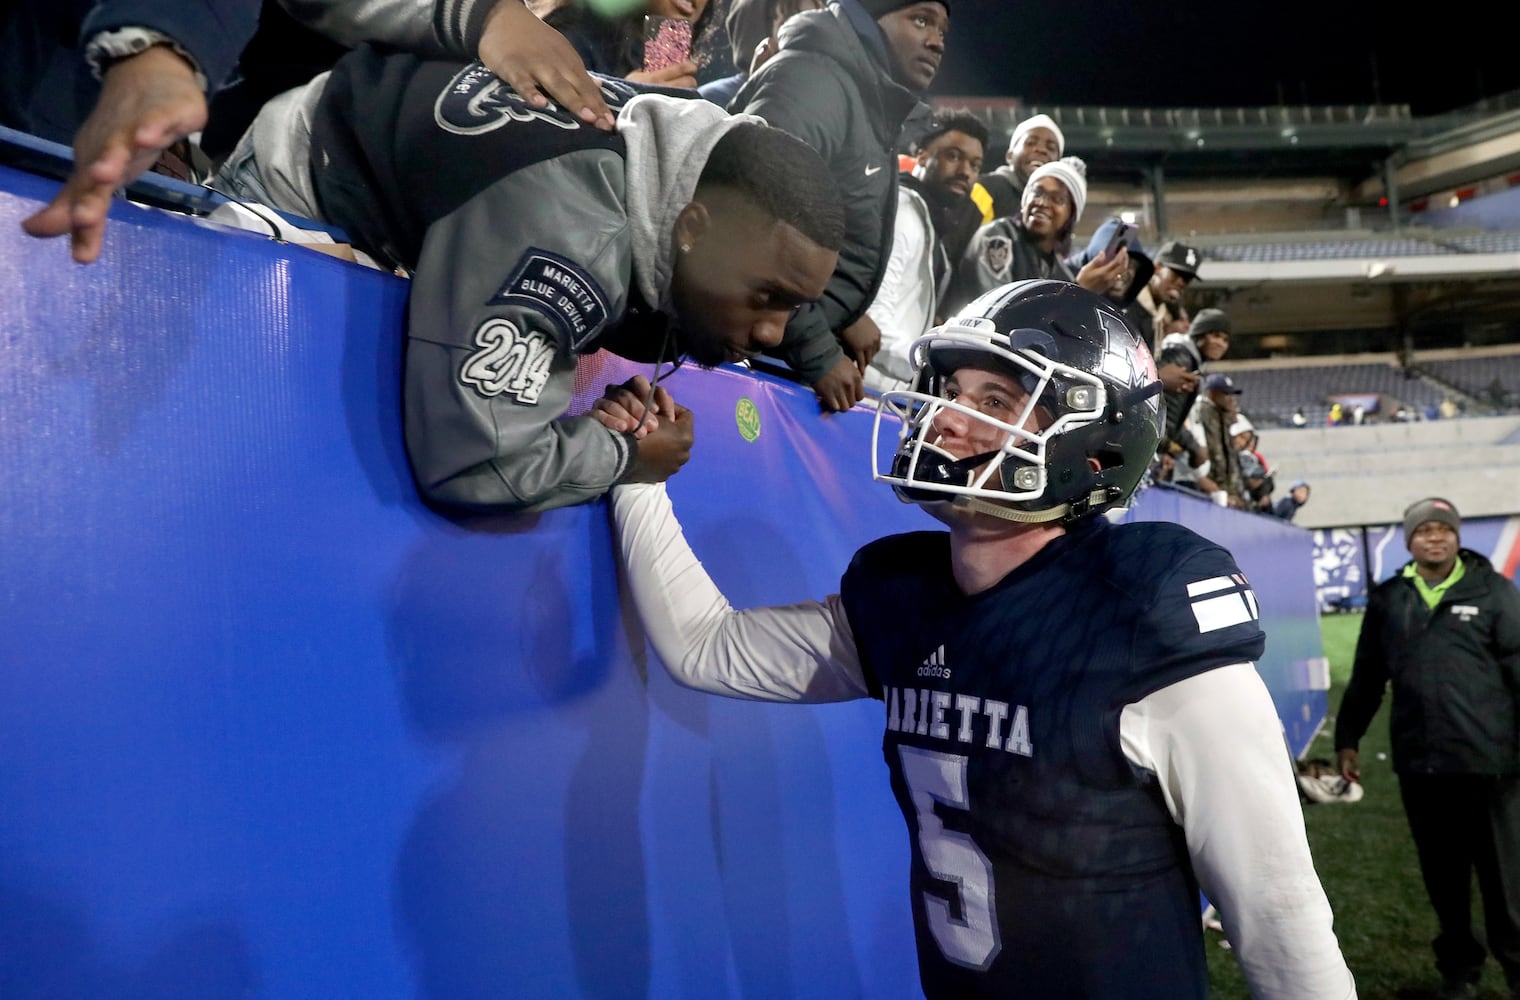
1,164,1325,999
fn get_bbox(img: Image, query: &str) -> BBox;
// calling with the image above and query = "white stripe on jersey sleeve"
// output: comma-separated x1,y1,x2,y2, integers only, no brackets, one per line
1185,575,1237,597
609,482,869,703
1191,592,1255,633
1119,665,1357,1000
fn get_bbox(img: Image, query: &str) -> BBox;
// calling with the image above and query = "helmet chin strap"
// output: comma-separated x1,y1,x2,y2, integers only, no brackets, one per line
955,496,1069,524
953,484,1120,525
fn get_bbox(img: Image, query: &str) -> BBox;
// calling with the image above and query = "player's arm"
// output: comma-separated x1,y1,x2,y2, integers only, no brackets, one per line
1120,665,1357,1000
403,158,655,512
609,482,869,703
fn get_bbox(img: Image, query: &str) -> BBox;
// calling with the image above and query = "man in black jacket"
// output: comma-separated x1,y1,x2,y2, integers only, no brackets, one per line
1336,497,1520,1000
1155,307,1228,471
732,0,948,411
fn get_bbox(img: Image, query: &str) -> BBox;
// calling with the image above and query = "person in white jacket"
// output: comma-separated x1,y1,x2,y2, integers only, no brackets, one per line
865,108,986,392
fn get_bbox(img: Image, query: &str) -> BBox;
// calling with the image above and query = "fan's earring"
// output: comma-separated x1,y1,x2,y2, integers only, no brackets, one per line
680,243,691,253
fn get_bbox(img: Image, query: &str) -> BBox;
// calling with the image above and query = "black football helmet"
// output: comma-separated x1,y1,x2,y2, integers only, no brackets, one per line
872,280,1164,523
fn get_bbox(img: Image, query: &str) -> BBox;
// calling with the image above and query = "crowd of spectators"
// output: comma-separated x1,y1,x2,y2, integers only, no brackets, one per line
2,0,1351,521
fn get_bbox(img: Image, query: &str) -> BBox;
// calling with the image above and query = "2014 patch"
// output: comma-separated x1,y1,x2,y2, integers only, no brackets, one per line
460,318,557,404
488,249,609,351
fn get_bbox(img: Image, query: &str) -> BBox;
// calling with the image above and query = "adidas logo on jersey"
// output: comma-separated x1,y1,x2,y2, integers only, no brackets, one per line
917,644,951,679
1187,573,1260,633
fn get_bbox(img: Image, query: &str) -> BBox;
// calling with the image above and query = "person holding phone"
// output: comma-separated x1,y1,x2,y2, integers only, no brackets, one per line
946,156,1129,315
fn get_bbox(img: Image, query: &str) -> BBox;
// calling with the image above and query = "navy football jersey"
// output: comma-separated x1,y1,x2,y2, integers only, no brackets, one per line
839,516,1265,999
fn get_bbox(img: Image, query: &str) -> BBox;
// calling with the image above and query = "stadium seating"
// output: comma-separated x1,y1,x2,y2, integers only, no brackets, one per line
1217,361,1450,426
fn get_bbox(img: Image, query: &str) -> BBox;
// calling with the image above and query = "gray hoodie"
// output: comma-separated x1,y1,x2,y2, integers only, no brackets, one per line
297,48,755,512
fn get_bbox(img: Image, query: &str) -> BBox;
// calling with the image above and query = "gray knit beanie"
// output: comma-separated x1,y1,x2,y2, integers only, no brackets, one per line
1403,497,1461,546
1189,308,1231,340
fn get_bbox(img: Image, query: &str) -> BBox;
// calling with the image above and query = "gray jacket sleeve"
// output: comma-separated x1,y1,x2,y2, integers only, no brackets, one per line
433,0,500,57
275,0,477,57
946,219,1011,316
404,154,637,512
277,0,430,51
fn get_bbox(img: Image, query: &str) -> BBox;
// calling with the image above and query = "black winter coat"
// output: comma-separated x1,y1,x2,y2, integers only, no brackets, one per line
731,3,918,381
1335,551,1520,775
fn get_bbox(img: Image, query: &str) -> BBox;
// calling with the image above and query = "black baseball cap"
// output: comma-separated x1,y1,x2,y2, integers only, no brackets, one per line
1155,240,1202,279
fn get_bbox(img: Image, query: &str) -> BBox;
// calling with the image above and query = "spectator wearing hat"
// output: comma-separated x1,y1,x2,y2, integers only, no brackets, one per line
1194,372,1246,507
730,0,949,412
1335,497,1520,1000
1132,239,1202,346
1067,217,1154,312
1231,416,1274,513
1156,307,1230,466
973,112,1064,223
1069,223,1165,355
1273,480,1311,521
945,155,1128,314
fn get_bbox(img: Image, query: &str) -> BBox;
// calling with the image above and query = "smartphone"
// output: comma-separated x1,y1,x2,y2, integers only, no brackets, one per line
643,16,693,74
1102,221,1133,260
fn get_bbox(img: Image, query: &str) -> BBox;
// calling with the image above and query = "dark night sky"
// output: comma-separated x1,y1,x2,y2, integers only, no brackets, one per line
925,2,1520,116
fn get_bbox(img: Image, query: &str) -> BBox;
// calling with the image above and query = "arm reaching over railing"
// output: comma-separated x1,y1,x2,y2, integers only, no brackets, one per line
608,482,869,703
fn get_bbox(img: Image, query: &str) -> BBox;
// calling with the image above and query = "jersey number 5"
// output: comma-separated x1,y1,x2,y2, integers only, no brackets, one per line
898,746,1001,970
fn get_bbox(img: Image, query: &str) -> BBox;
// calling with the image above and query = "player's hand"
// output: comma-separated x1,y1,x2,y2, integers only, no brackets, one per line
1074,246,1129,296
840,315,881,374
590,375,676,439
22,45,206,263
621,403,694,483
1158,363,1198,394
479,0,615,130
625,62,699,89
1336,748,1362,783
812,355,865,412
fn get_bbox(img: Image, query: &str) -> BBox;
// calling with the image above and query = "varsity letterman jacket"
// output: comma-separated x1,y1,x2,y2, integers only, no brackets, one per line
308,47,754,512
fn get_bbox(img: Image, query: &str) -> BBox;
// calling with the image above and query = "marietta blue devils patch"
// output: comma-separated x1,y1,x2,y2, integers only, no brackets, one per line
489,249,609,350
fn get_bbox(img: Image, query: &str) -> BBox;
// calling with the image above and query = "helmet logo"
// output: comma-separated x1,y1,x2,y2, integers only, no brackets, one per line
1097,309,1158,409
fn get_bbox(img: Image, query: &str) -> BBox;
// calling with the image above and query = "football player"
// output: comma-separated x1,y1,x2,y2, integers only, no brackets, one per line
602,280,1355,999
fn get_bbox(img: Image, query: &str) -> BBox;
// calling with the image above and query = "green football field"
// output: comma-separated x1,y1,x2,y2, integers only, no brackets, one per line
1206,613,1513,999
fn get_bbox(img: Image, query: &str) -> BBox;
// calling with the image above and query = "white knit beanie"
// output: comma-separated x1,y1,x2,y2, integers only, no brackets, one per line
1021,156,1087,225
1007,114,1065,157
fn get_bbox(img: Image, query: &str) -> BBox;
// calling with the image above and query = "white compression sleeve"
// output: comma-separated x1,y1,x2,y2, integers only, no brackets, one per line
609,483,869,703
1119,664,1357,1000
